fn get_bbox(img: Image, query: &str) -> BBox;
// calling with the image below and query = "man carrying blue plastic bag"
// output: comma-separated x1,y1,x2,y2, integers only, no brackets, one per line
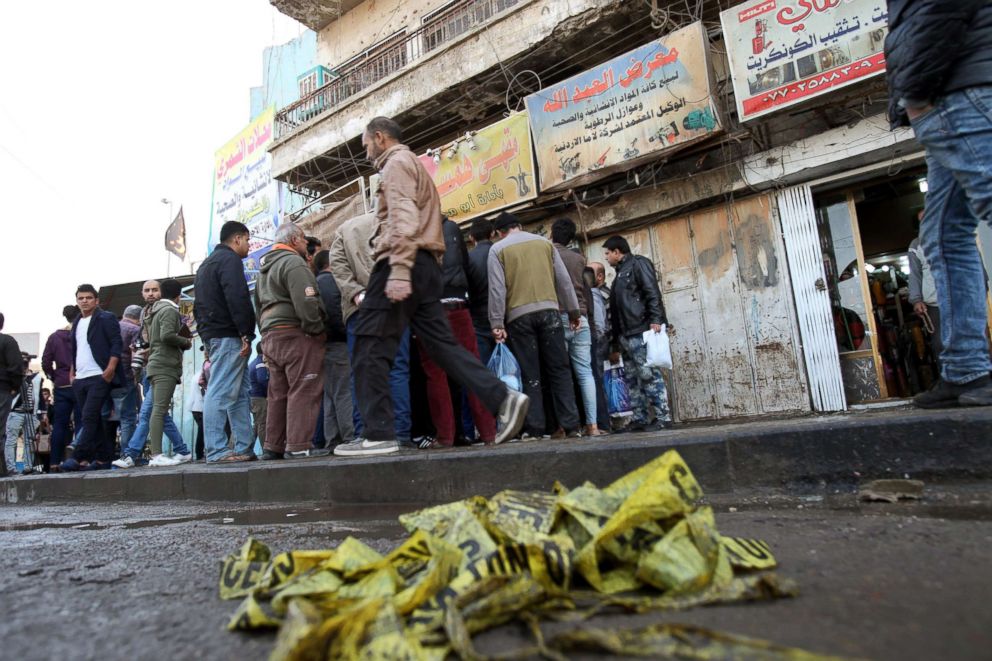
488,212,583,440
603,236,673,431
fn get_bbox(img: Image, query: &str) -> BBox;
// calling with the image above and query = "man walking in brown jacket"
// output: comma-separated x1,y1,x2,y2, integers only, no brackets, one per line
254,223,328,459
336,116,529,456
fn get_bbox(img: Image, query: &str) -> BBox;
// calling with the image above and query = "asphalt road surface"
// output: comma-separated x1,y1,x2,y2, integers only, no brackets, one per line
1,484,990,660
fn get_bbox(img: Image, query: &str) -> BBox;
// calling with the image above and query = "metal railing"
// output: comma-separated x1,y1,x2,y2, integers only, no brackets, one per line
275,0,523,138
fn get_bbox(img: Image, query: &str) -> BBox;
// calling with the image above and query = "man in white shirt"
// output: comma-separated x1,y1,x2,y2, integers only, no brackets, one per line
60,284,125,472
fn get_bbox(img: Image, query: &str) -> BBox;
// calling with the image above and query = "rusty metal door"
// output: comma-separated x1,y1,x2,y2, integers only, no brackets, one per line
650,195,809,421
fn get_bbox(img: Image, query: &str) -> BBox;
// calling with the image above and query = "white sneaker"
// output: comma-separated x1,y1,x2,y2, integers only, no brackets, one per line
112,456,135,469
333,438,399,456
173,454,192,464
148,454,180,467
495,390,530,444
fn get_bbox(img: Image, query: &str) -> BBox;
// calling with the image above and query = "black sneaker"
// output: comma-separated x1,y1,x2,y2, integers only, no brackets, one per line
415,436,438,450
959,378,992,407
260,450,284,461
914,376,991,409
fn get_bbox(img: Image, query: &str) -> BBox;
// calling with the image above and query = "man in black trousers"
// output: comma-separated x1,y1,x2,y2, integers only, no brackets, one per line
336,116,529,456
60,284,126,471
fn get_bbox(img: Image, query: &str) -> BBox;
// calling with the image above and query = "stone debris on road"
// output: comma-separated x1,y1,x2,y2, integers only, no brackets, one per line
859,479,926,503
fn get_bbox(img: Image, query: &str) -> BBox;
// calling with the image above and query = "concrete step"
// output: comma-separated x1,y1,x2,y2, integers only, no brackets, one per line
2,406,989,505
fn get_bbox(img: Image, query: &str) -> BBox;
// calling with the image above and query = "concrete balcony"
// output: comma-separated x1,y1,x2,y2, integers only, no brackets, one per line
270,0,363,31
269,0,667,194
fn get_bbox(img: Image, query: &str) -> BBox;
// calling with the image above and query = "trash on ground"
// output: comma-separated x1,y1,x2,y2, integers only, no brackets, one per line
859,479,925,503
217,450,840,660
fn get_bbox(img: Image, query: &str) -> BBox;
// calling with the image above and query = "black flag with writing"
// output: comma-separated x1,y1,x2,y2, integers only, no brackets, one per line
165,207,187,260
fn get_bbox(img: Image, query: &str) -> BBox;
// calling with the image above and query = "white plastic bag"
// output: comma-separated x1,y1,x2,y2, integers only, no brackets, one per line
642,325,672,369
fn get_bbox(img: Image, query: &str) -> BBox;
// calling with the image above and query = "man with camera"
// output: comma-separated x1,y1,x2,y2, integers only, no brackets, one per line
113,281,191,468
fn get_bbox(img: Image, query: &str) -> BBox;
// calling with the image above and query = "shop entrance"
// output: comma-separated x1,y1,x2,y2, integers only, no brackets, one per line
813,171,935,403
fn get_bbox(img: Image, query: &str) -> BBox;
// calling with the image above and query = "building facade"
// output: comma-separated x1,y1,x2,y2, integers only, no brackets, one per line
266,0,992,420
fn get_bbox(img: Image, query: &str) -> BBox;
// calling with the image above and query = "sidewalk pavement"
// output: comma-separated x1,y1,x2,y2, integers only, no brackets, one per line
1,406,989,505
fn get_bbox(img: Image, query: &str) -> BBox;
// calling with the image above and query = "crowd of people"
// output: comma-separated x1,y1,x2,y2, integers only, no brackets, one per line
0,116,673,475
8,13,992,475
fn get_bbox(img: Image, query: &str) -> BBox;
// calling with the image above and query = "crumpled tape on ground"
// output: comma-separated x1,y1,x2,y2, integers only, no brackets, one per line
551,622,848,660
217,450,843,660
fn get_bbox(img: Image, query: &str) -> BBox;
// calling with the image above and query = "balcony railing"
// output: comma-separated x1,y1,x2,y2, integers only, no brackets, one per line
275,0,523,138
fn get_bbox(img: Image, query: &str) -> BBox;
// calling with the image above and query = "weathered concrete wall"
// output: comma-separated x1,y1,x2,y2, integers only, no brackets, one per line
271,0,612,179
271,0,364,31
315,0,453,66
573,115,921,238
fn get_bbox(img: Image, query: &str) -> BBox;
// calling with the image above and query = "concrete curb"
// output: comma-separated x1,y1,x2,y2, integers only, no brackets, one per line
2,407,990,505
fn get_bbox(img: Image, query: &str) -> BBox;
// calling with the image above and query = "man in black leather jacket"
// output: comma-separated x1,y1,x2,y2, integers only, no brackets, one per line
466,218,496,363
885,0,992,408
603,235,672,431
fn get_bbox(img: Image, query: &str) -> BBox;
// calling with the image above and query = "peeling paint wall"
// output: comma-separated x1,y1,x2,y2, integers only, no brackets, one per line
583,194,809,422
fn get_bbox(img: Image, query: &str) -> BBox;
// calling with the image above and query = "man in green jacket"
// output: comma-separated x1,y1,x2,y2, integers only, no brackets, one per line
144,278,193,466
254,223,327,459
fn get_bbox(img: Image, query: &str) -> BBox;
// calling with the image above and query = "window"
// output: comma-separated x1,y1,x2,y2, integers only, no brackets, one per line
421,0,521,53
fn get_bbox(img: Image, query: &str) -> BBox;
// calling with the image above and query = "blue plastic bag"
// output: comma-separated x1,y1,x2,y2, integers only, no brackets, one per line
487,343,522,392
603,363,633,417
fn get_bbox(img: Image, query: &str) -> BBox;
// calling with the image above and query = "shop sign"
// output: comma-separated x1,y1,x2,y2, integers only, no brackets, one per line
524,22,719,192
418,112,537,223
209,106,281,264
720,0,889,121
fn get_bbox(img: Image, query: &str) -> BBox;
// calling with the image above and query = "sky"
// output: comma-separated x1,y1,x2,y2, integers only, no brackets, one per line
0,1,304,342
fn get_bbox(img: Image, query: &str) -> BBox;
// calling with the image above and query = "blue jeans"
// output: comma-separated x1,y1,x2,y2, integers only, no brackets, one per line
346,314,411,441
911,86,992,383
5,412,34,473
203,337,254,461
50,386,79,466
111,379,139,447
475,327,495,366
124,376,188,458
561,314,597,426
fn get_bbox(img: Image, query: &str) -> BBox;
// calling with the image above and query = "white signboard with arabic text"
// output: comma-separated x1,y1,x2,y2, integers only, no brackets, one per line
721,0,889,121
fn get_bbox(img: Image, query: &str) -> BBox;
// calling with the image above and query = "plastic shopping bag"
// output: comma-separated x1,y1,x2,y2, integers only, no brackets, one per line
487,343,522,392
603,362,633,418
642,325,672,369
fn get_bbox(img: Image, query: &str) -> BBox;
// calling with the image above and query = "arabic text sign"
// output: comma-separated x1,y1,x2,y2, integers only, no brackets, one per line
720,0,888,121
418,112,537,223
211,107,280,256
524,22,719,192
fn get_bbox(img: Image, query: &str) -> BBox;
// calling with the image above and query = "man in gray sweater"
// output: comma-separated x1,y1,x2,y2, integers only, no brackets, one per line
488,212,581,439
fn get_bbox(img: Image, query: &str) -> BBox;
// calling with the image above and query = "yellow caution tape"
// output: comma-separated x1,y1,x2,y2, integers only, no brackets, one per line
551,622,847,659
216,450,838,660
722,535,779,570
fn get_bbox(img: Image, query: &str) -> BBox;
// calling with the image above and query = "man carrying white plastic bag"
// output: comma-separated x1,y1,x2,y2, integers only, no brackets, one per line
603,236,673,432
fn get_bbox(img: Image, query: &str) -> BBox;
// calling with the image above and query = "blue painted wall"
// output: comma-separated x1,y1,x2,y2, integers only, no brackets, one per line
250,30,317,123
249,29,317,221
